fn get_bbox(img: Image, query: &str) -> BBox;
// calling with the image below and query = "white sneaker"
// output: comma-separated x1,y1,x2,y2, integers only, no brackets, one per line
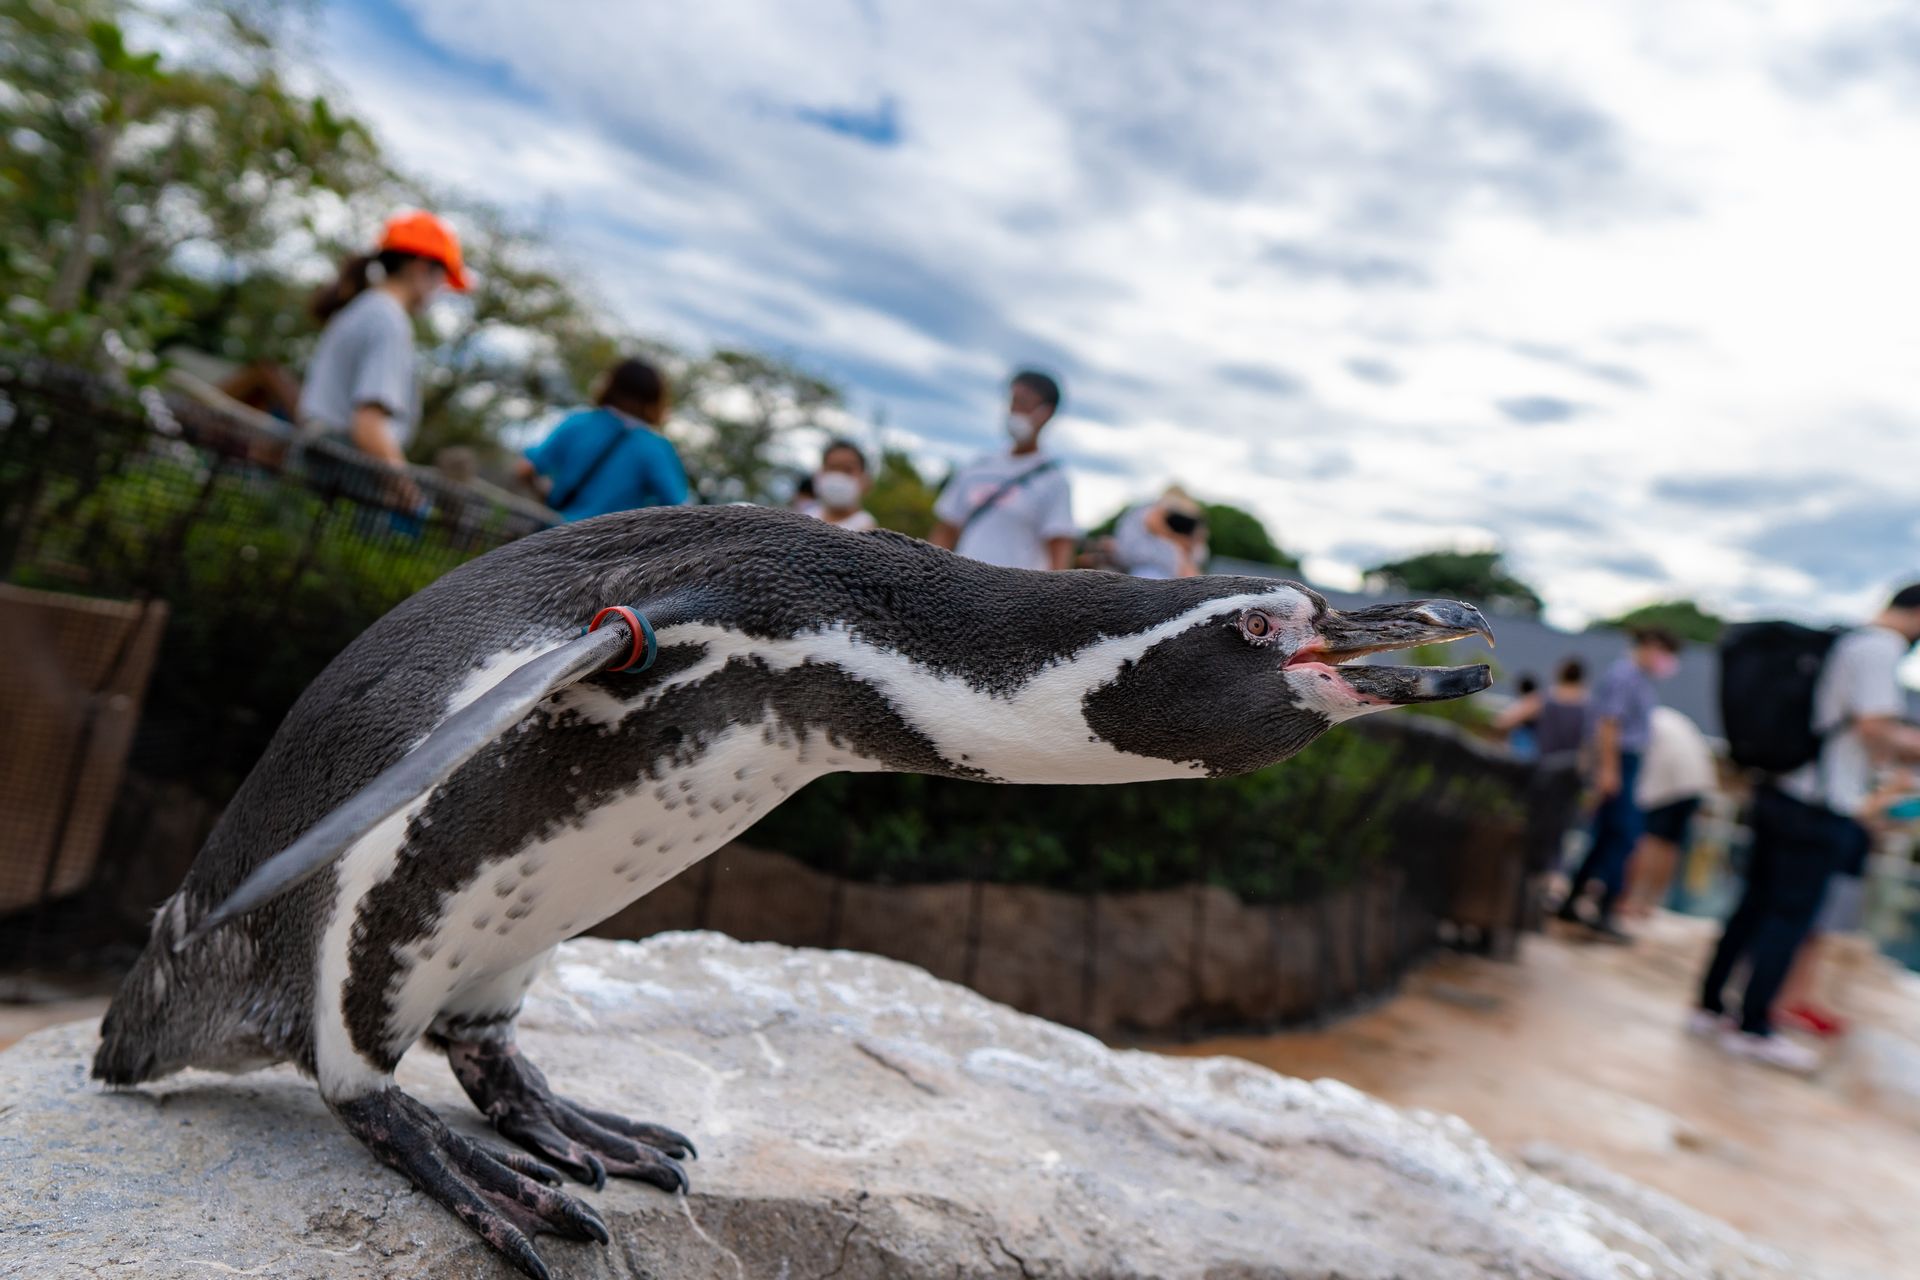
1719,1029,1821,1075
1684,1009,1730,1039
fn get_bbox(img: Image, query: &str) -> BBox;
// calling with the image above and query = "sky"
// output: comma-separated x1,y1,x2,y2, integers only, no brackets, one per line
316,0,1920,627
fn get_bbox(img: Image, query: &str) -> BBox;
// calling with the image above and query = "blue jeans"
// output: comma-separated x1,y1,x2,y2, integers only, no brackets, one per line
1563,751,1643,923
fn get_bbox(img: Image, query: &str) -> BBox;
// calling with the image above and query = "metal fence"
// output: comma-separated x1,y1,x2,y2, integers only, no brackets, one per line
0,354,556,956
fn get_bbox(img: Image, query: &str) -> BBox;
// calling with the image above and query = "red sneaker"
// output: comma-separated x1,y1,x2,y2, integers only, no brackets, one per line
1778,1003,1848,1038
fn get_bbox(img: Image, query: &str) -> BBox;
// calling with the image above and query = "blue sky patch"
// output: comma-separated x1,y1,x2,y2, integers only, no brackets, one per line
790,96,902,147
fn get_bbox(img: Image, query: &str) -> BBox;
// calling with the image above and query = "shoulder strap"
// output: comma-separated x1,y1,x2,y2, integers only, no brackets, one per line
546,411,631,513
960,459,1059,536
1809,633,1856,802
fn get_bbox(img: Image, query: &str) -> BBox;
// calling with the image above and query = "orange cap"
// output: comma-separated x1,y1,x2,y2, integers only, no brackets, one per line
378,210,469,292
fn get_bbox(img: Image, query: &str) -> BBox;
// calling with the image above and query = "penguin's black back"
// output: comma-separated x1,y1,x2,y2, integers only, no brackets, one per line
97,505,1285,1080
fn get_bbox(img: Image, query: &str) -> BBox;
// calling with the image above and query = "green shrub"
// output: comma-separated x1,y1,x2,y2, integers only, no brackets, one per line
5,433,528,797
744,726,1524,904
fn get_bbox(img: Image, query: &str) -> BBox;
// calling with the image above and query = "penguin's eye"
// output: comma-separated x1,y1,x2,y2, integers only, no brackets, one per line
1239,610,1276,640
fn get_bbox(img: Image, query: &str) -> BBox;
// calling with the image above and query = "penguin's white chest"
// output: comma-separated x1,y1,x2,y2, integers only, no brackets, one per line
314,722,859,1093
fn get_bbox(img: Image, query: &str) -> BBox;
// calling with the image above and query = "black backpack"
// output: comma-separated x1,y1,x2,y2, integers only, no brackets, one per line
1718,621,1844,773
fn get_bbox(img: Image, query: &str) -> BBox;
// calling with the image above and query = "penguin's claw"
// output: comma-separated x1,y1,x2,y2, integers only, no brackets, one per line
572,1102,698,1160
331,1087,607,1280
445,1035,696,1195
493,1111,609,1190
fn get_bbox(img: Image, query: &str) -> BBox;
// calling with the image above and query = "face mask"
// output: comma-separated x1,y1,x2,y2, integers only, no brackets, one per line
1648,651,1680,679
812,469,862,511
1004,412,1038,447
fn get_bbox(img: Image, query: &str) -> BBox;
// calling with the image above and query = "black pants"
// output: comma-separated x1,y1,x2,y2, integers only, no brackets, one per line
1699,786,1862,1035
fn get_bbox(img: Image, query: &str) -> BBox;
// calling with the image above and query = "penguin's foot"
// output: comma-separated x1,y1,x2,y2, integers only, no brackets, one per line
444,1034,696,1193
331,1086,608,1280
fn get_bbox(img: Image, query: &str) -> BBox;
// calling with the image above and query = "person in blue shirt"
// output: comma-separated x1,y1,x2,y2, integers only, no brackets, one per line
516,357,689,521
1555,626,1682,941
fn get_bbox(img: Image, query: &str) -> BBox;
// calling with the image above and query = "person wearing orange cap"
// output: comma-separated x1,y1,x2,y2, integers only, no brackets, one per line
298,211,469,472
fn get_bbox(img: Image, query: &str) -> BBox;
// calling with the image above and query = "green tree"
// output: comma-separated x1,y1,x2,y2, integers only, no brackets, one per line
407,203,642,463
0,0,646,466
1201,502,1298,570
1365,549,1544,617
865,448,940,538
1600,600,1724,645
0,0,382,363
676,350,842,504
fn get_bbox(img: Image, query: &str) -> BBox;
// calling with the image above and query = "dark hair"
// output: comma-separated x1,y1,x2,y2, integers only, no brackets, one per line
1629,625,1683,654
821,437,868,472
1010,369,1062,411
1516,674,1540,696
1890,583,1920,610
309,249,435,324
1555,656,1586,685
597,358,668,416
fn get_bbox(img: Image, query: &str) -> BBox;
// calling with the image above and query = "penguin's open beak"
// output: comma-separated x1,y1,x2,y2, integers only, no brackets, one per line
1290,599,1495,705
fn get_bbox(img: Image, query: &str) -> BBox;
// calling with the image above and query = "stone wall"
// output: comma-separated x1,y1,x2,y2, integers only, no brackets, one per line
595,844,1445,1037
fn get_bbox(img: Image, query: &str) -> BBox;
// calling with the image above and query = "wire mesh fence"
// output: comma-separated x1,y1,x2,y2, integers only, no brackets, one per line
0,353,557,959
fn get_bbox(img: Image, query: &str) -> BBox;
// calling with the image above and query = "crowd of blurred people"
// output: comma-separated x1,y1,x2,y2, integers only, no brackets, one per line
1492,586,1920,1076
1691,588,1920,1071
289,211,1218,581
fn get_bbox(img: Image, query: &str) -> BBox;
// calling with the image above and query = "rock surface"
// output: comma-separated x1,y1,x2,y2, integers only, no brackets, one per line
2,932,1806,1280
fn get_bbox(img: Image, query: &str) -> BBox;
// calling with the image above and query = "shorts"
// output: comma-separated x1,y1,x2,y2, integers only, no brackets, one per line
1640,796,1701,846
1815,872,1866,935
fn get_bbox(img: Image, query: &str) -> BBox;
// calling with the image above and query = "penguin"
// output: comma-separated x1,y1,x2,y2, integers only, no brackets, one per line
93,504,1491,1279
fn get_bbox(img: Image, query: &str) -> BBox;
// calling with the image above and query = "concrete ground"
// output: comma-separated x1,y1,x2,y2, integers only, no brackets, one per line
0,969,113,1054
0,994,109,1053
1166,912,1920,1280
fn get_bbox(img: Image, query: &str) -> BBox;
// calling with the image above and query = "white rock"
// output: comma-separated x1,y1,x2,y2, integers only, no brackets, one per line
0,933,1814,1279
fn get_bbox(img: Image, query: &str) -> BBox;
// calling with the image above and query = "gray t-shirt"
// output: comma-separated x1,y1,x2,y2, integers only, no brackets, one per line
933,450,1076,571
297,289,420,448
1781,625,1909,817
1111,503,1207,579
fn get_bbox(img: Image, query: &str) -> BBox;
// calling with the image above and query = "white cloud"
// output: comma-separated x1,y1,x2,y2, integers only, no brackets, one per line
319,0,1920,623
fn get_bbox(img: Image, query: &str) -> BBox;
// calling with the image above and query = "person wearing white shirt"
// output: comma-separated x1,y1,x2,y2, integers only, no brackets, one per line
796,438,878,532
1696,584,1920,1072
929,370,1076,571
1620,707,1717,917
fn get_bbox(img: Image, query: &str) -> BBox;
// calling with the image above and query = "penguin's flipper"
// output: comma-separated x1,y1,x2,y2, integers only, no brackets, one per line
178,624,637,950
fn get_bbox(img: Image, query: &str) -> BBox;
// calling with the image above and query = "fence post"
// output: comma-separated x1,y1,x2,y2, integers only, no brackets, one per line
24,599,158,944
961,788,1000,990
823,813,851,951
1187,841,1211,1031
1079,806,1102,1032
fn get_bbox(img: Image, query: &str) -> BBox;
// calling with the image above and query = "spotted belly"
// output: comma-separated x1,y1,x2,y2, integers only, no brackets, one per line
314,722,868,1095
